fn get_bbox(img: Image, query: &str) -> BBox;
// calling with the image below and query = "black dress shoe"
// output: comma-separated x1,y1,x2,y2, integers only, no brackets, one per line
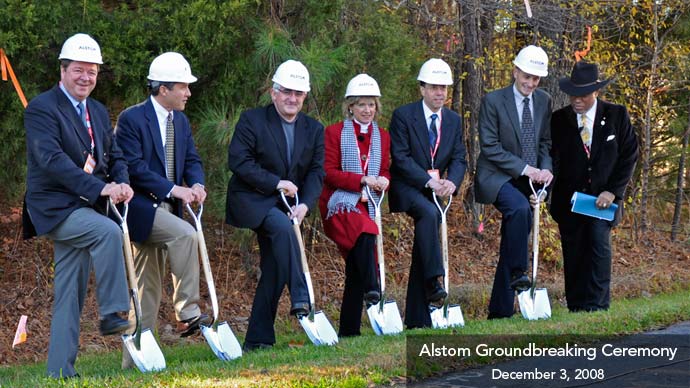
510,273,531,292
99,313,129,336
177,313,211,337
364,290,381,307
290,302,310,318
243,341,273,352
425,278,447,303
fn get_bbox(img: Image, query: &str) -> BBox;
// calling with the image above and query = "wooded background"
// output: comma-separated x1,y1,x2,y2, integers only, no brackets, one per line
1,0,688,241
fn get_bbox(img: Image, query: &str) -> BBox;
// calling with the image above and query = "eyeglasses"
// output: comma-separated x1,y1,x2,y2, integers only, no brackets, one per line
276,87,306,97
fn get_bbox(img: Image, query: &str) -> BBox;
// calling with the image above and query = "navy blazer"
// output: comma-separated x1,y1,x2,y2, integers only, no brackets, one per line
225,104,324,230
388,100,467,213
474,86,552,204
115,98,204,242
24,86,128,238
549,99,638,227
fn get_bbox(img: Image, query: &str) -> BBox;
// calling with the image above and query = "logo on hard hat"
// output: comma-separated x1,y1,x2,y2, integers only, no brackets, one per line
290,74,305,80
432,70,448,74
79,45,97,51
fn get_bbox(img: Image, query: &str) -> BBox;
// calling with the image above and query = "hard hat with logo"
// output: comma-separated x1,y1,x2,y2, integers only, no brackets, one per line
417,58,453,85
345,74,381,97
513,45,549,77
272,59,310,92
147,52,197,83
58,33,103,64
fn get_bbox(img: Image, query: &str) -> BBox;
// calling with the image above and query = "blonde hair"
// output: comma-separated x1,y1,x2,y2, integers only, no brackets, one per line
342,96,382,121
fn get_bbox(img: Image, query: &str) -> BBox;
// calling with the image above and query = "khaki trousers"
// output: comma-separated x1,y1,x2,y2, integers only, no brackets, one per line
123,204,200,367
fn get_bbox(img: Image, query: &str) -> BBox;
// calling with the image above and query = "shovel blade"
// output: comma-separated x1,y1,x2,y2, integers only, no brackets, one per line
299,311,338,346
201,322,243,361
123,328,166,372
367,300,404,335
518,288,551,320
430,304,465,329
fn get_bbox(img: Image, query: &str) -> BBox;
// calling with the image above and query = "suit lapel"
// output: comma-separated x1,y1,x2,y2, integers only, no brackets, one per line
266,105,290,172
436,107,453,163
413,101,433,166
289,114,307,175
501,87,522,144
144,99,166,170
173,112,185,183
55,88,92,151
590,99,607,160
86,98,102,159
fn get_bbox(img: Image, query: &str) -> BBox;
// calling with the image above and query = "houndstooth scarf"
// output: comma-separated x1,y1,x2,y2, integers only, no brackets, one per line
326,119,381,220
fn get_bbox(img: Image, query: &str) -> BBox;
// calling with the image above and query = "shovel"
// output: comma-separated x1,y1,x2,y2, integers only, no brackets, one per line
280,191,338,346
108,199,166,372
517,180,552,320
429,193,465,329
185,204,242,360
364,187,403,336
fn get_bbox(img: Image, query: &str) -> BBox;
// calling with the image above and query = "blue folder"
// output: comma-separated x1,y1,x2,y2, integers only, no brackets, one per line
570,192,618,221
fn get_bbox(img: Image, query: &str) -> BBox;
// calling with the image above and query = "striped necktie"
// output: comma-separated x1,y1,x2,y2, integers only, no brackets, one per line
428,113,438,148
165,113,175,182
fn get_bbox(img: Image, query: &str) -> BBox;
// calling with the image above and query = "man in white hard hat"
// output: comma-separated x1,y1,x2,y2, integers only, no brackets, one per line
225,59,324,350
475,45,553,319
23,33,132,378
115,52,209,359
550,61,638,312
389,58,467,329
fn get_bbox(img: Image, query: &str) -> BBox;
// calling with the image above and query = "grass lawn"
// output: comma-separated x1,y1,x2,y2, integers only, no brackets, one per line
2,289,689,388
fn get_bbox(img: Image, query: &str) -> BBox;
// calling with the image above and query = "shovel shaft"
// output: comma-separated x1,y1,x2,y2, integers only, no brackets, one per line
374,212,386,294
122,225,143,349
293,223,315,306
197,229,220,325
532,202,540,285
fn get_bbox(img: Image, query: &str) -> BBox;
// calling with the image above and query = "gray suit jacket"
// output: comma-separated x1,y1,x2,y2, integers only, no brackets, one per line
474,85,552,204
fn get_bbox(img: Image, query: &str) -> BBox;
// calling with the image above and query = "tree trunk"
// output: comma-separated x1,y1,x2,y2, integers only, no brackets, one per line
670,98,690,241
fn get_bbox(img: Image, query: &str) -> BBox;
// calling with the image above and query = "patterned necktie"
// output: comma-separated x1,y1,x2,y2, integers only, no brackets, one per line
520,97,536,167
580,115,591,147
77,102,87,128
428,113,438,148
165,113,175,182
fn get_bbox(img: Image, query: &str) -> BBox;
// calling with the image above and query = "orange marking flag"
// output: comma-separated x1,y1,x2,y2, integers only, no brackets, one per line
12,315,28,349
0,48,28,108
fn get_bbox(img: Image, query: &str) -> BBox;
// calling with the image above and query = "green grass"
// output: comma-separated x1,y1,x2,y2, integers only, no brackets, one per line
2,289,689,388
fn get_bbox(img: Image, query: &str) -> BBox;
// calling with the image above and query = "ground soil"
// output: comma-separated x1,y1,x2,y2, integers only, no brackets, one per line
0,202,688,366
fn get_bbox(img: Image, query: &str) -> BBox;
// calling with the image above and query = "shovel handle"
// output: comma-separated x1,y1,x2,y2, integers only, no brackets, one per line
432,193,452,294
281,191,316,309
528,179,548,292
365,187,387,295
280,190,300,222
108,199,143,348
185,204,220,326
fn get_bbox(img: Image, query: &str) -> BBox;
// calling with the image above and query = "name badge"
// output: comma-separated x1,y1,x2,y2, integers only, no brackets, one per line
427,169,440,181
83,154,96,174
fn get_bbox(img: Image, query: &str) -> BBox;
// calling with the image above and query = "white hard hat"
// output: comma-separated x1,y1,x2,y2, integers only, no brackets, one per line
272,59,310,92
344,74,381,97
417,58,453,85
58,33,103,64
513,45,549,77
147,52,197,83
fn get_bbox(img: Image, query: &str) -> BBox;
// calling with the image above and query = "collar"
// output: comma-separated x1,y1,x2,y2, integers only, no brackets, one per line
421,100,442,120
577,99,598,128
353,119,371,133
150,95,173,123
512,84,533,106
59,82,86,111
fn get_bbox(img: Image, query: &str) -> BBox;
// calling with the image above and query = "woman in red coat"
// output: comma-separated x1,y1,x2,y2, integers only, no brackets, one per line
318,74,391,336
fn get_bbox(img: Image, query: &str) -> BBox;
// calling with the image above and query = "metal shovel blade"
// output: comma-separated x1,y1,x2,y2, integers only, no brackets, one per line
430,304,465,329
299,311,339,346
123,328,166,372
518,288,551,320
367,300,403,335
201,322,243,361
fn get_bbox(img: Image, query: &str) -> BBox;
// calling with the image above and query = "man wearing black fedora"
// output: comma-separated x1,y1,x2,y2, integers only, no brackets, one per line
550,61,638,312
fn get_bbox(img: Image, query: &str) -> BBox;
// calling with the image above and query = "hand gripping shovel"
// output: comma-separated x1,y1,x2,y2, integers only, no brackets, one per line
108,199,166,372
364,187,403,335
517,180,552,320
280,191,338,346
429,193,465,329
185,204,242,360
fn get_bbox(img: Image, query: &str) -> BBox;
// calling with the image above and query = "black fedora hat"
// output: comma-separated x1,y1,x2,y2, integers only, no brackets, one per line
559,61,611,96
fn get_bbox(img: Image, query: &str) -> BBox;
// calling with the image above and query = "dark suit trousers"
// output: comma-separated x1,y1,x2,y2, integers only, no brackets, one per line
339,233,378,337
244,207,309,346
560,219,612,311
404,192,443,329
488,181,532,318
